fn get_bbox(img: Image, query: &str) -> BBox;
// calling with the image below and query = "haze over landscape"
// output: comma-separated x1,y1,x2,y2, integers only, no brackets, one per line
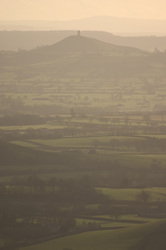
1,0,166,20
1,0,166,35
1,1,166,250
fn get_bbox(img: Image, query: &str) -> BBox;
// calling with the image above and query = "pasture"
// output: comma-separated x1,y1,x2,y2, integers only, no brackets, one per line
97,187,166,202
20,220,166,250
1,44,166,249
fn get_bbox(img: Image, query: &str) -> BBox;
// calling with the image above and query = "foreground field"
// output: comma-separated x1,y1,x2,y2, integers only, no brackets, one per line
20,220,166,250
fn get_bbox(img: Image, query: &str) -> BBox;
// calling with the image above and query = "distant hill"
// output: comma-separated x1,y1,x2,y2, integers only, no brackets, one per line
37,35,144,55
2,34,164,78
1,30,166,52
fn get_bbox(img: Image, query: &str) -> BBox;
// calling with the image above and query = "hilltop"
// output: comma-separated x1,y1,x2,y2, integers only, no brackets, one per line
39,34,143,55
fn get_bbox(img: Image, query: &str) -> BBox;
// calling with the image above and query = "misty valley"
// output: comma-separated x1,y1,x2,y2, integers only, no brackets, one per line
1,33,166,249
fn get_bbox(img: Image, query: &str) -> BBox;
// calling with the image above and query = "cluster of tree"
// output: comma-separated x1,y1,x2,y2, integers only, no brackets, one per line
0,175,104,204
0,114,47,126
0,94,24,115
2,123,166,142
0,176,106,247
151,50,166,64
1,173,166,247
1,141,166,189
0,200,77,247
93,137,166,152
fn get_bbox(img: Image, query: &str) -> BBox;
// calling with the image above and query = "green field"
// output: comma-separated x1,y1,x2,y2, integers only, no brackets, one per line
98,187,166,202
1,35,166,249
20,220,166,250
29,136,146,148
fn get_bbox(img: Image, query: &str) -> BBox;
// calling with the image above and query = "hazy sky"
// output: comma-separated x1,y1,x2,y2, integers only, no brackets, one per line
1,0,166,21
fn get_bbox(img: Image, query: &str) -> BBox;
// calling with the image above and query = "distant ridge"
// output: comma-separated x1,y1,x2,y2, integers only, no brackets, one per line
1,16,166,35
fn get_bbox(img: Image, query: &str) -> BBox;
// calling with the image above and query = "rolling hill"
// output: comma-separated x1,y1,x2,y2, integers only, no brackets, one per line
37,34,144,54
1,34,157,78
1,30,166,52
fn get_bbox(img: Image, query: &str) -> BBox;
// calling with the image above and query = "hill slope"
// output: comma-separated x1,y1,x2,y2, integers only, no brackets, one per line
40,34,143,54
1,34,165,78
1,30,166,52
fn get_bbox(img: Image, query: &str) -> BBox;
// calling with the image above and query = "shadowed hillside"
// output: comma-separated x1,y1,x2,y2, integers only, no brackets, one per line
1,34,154,78
1,30,166,52
41,34,143,54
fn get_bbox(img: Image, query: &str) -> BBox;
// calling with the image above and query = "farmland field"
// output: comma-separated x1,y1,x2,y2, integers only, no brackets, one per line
98,187,166,202
1,34,166,249
20,220,166,250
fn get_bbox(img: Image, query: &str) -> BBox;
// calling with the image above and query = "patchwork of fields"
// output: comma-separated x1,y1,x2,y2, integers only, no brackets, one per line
1,35,166,249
